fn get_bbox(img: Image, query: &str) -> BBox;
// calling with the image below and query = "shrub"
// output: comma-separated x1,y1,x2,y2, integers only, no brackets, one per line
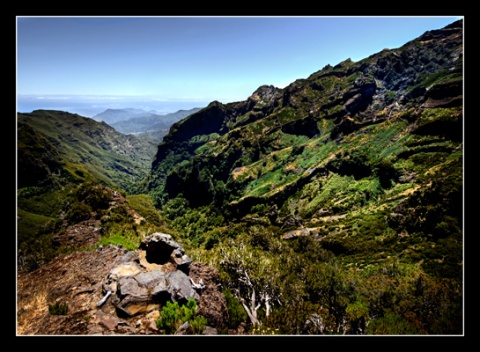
345,299,369,334
156,298,207,335
190,315,208,334
107,205,133,223
223,289,248,329
65,201,92,223
251,203,266,214
127,194,162,226
48,301,68,315
18,233,58,272
262,301,335,334
83,186,111,209
204,232,220,250
73,182,112,209
366,313,423,335
251,324,280,335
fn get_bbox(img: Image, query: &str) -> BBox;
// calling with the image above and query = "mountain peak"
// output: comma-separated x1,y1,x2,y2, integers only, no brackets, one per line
248,85,282,103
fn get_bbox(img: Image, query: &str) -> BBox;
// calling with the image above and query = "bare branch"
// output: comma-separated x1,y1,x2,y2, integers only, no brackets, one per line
97,290,112,307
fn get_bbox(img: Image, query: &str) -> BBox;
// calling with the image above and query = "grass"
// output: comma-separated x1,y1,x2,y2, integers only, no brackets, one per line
95,232,140,251
17,186,70,217
126,194,162,226
17,209,57,245
18,111,157,192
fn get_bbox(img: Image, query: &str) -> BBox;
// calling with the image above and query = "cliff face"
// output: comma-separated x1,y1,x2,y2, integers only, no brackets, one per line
146,19,462,213
144,20,463,289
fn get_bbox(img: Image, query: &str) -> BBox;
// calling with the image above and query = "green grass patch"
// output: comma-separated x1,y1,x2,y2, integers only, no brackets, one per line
17,208,57,244
127,194,162,226
95,232,140,251
48,302,69,315
17,187,70,217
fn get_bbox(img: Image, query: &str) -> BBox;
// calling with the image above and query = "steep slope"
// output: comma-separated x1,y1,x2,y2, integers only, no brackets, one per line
147,22,463,220
145,20,463,279
17,110,159,270
137,20,463,334
18,110,157,190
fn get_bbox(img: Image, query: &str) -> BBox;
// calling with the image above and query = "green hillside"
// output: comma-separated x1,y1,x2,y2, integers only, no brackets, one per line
139,19,463,334
16,20,463,335
18,109,157,190
17,110,160,269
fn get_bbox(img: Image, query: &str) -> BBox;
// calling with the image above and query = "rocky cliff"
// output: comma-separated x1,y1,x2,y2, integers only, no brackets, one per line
145,20,462,217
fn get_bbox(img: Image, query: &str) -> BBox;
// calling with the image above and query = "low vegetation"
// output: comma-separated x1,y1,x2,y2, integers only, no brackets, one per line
17,20,463,335
156,298,208,335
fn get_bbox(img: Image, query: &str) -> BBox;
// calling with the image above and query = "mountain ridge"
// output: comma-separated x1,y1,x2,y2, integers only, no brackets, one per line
145,19,462,213
18,109,157,191
92,108,156,124
91,107,203,142
16,19,463,335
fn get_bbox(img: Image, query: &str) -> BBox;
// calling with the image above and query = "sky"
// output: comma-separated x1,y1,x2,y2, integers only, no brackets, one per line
16,16,463,117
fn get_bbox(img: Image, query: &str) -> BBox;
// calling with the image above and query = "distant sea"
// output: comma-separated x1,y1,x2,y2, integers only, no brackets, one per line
17,95,210,118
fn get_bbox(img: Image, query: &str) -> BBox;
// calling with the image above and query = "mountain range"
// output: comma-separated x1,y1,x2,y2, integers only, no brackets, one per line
93,107,202,141
16,19,463,336
92,108,159,124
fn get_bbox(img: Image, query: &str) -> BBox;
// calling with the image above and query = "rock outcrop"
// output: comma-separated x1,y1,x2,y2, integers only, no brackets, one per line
17,233,228,335
103,233,198,318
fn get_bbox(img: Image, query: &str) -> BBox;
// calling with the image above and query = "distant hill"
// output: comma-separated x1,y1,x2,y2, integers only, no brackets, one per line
92,108,155,124
92,107,202,141
139,108,204,142
18,109,157,191
111,108,202,140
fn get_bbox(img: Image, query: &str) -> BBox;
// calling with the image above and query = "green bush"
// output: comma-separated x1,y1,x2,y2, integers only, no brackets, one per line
48,301,68,315
156,298,207,335
107,205,133,223
223,289,247,329
366,313,423,335
18,233,58,272
251,203,266,214
65,201,92,223
190,315,208,334
204,232,220,250
75,183,112,210
127,194,162,226
262,301,334,334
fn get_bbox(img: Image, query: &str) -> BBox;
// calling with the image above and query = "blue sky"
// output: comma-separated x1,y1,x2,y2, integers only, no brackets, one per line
16,16,462,116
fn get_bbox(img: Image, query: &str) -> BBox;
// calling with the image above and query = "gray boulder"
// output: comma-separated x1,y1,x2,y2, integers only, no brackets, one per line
167,270,199,304
139,233,192,274
102,233,199,317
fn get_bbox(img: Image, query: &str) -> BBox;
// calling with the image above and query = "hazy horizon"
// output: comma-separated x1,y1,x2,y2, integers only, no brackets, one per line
17,94,210,117
17,16,462,117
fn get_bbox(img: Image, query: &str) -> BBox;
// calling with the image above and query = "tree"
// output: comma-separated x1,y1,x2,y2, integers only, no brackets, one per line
217,238,282,326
